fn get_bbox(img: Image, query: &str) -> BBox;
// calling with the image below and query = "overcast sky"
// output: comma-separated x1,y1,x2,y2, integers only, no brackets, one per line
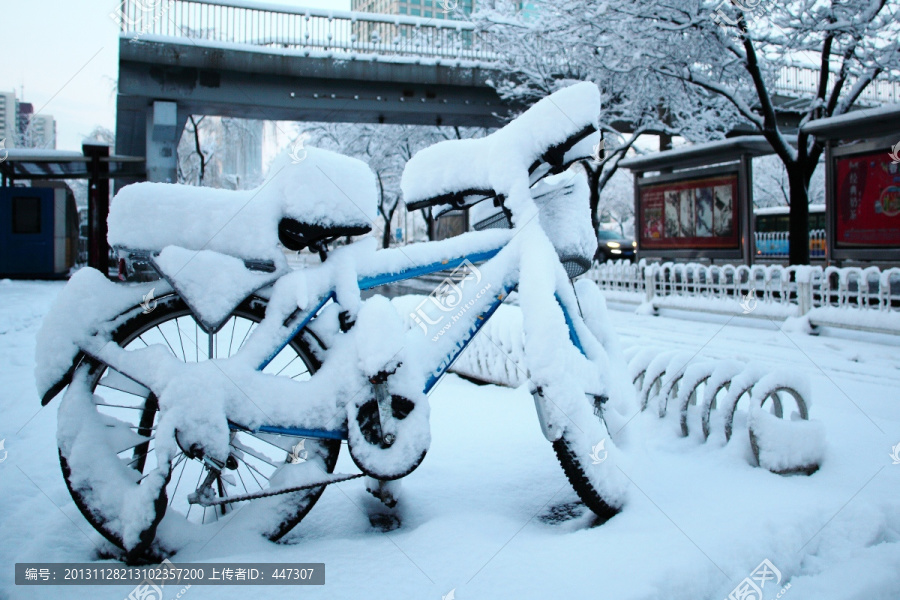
1,0,350,151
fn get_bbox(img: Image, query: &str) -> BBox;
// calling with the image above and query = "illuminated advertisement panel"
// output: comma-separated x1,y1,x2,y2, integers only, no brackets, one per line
639,173,740,250
835,150,900,247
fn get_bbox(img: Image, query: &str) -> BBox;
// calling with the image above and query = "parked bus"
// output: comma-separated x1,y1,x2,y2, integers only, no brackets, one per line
754,205,826,259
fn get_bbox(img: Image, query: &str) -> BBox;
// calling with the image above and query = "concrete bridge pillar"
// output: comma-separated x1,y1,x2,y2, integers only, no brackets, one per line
146,101,182,183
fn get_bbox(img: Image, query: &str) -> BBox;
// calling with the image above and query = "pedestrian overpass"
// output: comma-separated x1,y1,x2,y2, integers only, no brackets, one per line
115,0,516,182
114,0,900,183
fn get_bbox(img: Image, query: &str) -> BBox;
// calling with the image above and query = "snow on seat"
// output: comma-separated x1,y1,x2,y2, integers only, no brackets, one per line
108,147,377,264
400,81,601,212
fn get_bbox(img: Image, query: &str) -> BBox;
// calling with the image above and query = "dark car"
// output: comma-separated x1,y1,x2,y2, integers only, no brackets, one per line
596,230,636,262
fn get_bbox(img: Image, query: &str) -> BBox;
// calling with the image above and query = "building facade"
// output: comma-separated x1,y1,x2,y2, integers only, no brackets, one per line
0,90,57,149
351,0,475,19
28,114,57,149
0,91,17,147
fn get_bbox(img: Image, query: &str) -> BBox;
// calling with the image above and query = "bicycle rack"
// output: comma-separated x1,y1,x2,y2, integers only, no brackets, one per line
627,349,823,475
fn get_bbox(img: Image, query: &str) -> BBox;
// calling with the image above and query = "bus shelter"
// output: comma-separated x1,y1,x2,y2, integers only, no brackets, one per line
0,143,145,273
802,105,900,264
620,136,775,265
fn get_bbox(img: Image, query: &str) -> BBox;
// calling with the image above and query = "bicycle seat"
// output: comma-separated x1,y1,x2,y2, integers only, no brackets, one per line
108,147,377,263
278,218,371,252
401,81,602,212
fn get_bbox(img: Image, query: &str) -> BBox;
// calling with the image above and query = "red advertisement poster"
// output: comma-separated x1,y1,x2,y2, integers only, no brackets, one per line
639,174,740,250
835,150,900,247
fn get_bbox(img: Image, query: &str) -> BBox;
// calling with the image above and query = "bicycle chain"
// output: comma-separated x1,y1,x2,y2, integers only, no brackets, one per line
195,472,364,507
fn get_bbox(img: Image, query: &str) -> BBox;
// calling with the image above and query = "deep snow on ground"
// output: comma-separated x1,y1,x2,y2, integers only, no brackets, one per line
1,279,900,600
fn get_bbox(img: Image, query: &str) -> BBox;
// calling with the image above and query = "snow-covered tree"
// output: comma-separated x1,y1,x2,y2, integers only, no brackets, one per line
753,155,825,209
598,168,635,237
177,116,213,187
177,117,264,189
477,0,899,263
83,125,116,147
599,0,900,263
474,1,742,238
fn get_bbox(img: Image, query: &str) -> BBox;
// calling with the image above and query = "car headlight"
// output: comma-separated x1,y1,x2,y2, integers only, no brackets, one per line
632,241,637,247
610,248,622,255
606,241,621,248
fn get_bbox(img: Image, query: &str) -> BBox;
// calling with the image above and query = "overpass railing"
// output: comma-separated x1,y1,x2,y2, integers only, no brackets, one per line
110,1,899,102
775,64,900,105
111,0,495,61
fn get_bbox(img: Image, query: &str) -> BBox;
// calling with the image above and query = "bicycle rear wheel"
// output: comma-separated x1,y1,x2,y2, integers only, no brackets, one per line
57,293,339,559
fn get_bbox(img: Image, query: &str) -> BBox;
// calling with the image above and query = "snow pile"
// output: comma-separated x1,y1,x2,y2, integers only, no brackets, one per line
626,347,660,388
747,371,823,474
346,296,431,480
748,409,825,475
791,264,820,284
637,349,681,410
353,295,407,379
750,370,812,418
108,147,377,262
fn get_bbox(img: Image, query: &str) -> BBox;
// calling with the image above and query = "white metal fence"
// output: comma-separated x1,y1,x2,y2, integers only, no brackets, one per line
588,259,900,332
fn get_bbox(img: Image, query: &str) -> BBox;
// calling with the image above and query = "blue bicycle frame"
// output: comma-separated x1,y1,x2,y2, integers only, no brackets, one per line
241,238,588,442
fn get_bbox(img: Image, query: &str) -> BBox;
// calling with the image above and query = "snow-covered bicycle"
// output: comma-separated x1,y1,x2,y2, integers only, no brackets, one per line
35,82,632,561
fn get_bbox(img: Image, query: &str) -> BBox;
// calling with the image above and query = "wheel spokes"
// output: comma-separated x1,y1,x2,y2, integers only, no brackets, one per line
87,305,326,529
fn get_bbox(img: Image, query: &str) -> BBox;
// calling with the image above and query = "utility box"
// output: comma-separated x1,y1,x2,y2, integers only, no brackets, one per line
0,185,78,278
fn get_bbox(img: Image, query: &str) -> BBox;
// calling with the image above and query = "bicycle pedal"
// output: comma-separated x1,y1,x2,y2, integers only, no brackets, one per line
366,478,399,508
